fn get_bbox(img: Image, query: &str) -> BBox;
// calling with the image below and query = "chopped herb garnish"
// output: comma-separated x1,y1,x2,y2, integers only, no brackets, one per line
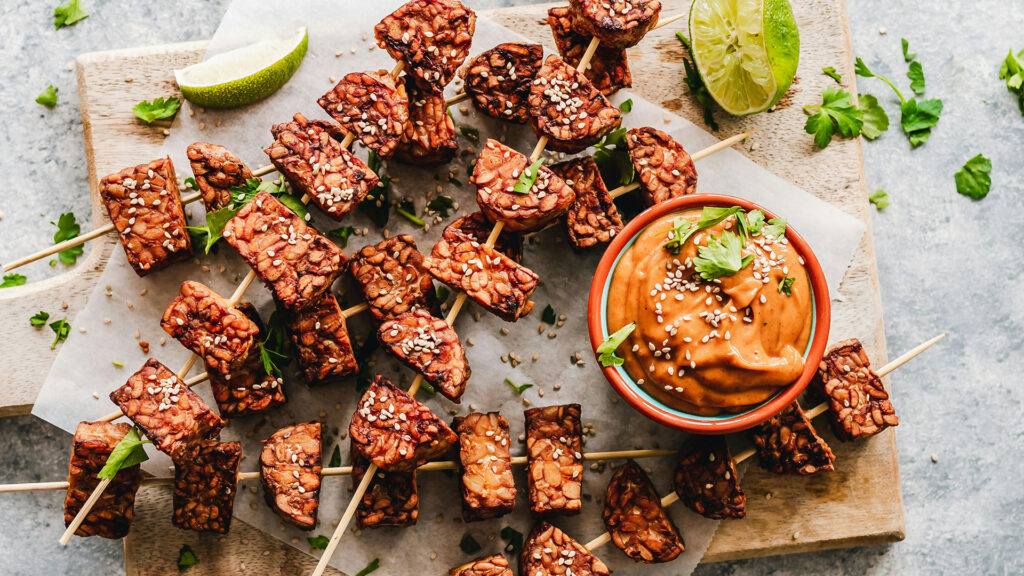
450,177,463,188
419,380,436,396
396,198,425,226
98,427,150,479
597,322,636,367
1,273,27,288
500,526,525,556
822,66,842,84
504,378,533,394
361,152,392,228
308,535,330,550
513,158,545,195
435,285,450,303
186,206,237,254
36,85,58,108
858,94,890,140
999,48,1024,115
678,32,718,130
619,98,633,112
111,360,124,367
326,226,353,248
764,218,787,239
744,210,766,236
458,125,480,139
257,310,290,378
329,444,342,468
954,154,992,200
907,61,926,95
777,276,795,296
354,558,380,576
803,86,863,149
902,38,916,62
869,189,890,209
53,0,89,29
592,127,636,187
541,304,556,325
459,533,482,554
662,217,695,255
856,57,942,147
696,206,744,230
30,311,50,326
428,195,455,218
184,177,197,190
133,97,181,124
693,232,754,280
52,212,84,264
49,317,70,349
277,193,309,221
177,544,198,572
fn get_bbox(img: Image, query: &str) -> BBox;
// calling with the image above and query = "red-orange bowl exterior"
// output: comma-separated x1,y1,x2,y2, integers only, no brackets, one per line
587,193,831,434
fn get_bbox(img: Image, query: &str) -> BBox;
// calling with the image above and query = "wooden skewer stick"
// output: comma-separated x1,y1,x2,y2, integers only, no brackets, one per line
582,332,947,552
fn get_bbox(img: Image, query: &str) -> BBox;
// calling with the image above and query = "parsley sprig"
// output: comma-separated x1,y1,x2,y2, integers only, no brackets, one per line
133,97,181,124
504,378,533,394
597,322,636,367
855,57,942,147
54,0,89,29
51,212,84,265
177,544,198,572
257,310,290,378
49,317,70,349
592,128,636,188
694,232,754,280
999,48,1024,115
187,179,297,253
513,158,545,195
98,427,150,479
1,273,27,288
954,154,992,200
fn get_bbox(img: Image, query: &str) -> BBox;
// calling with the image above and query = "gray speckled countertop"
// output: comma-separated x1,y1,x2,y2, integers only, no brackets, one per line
1,0,1022,574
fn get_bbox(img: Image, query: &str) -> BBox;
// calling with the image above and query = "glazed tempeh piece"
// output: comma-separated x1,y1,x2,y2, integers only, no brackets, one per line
459,42,543,123
318,70,409,158
285,291,358,385
349,234,440,323
207,303,287,418
424,224,539,322
396,77,458,165
567,0,662,49
449,555,513,576
815,338,899,441
625,127,698,205
265,113,378,221
160,280,260,376
471,139,576,233
453,412,516,521
98,157,192,276
109,358,224,459
603,459,685,563
378,308,470,402
550,156,624,249
186,142,254,211
374,0,476,93
449,211,524,263
524,404,583,517
750,402,836,475
172,440,241,533
260,422,322,530
520,522,610,576
673,435,745,519
349,375,457,472
351,449,419,528
63,421,142,539
547,6,632,96
222,190,347,312
528,55,622,153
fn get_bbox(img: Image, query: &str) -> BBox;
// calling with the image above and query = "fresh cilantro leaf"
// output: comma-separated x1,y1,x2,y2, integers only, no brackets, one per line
308,535,329,550
803,86,863,149
869,189,890,209
277,193,309,221
592,127,636,187
111,360,124,367
184,177,197,190
854,57,905,101
764,218,787,239
186,206,238,254
98,427,150,479
177,544,198,572
678,32,718,131
2,273,28,288
662,217,695,255
697,206,744,230
326,226,353,248
51,212,83,264
999,48,1024,115
354,559,380,576
902,38,916,62
30,311,50,326
858,93,890,139
258,311,290,378
133,97,181,124
501,526,525,556
419,380,436,396
36,85,58,108
504,378,533,394
777,276,795,296
694,232,753,280
822,66,842,84
458,125,479,139
361,152,391,228
427,195,454,218
328,444,341,468
907,61,926,95
514,158,545,195
53,0,88,29
49,317,70,349
541,304,556,325
954,154,992,200
396,198,425,226
900,98,943,147
435,285,450,303
459,534,482,554
619,98,633,112
597,322,636,367
744,210,766,236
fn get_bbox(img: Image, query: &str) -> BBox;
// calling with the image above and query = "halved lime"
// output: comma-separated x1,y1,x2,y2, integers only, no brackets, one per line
688,0,799,116
175,27,308,109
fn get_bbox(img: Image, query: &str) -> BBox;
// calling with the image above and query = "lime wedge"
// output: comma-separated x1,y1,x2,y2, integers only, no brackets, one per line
175,27,308,109
688,0,799,116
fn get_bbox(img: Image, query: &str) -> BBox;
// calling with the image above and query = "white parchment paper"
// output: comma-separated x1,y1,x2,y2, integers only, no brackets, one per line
34,1,865,574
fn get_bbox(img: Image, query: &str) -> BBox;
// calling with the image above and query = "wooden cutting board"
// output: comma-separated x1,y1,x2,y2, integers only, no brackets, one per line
0,0,903,573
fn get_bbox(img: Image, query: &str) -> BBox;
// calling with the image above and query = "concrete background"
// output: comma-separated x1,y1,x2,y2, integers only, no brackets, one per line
1,0,1021,574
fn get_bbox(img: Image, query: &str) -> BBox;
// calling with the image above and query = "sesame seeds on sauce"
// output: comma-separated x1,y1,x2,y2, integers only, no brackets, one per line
605,209,813,415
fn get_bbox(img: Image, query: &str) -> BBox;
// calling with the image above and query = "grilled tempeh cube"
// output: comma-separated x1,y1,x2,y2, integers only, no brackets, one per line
547,6,632,96
110,358,224,459
625,127,698,206
265,113,378,221
260,422,322,530
815,338,899,441
351,449,419,528
172,440,241,533
374,0,476,93
567,0,662,49
396,77,459,165
186,142,254,211
222,190,347,312
160,280,260,376
550,156,624,249
520,522,610,576
318,70,409,158
453,412,516,521
350,234,440,324
349,375,458,472
378,308,469,402
471,139,576,233
524,404,583,517
63,421,143,539
285,291,358,385
449,555,513,576
603,459,684,563
528,55,622,153
750,402,836,475
673,435,745,519
207,303,287,418
99,157,193,276
424,224,539,322
449,211,524,263
459,42,543,123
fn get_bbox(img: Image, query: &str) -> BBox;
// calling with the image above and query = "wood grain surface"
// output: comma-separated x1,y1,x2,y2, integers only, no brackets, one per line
0,0,903,573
